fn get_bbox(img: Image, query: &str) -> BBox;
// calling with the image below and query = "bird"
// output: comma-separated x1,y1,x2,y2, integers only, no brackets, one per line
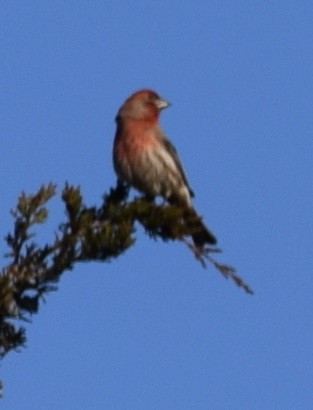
113,89,217,247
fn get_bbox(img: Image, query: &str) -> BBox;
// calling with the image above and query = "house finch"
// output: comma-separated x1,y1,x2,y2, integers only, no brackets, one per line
113,89,217,246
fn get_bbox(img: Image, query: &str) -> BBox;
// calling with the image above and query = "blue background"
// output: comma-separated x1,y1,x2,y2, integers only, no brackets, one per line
2,1,313,408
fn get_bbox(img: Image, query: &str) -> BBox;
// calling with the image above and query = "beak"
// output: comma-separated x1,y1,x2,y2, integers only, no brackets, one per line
155,97,171,110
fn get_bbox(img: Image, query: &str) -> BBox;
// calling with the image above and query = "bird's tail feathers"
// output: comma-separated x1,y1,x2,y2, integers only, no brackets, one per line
184,208,217,246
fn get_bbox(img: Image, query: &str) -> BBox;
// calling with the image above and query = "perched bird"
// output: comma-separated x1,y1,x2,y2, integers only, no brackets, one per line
113,89,217,246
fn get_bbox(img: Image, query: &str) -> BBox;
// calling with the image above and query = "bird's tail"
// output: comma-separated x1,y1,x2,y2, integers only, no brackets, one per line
185,208,217,247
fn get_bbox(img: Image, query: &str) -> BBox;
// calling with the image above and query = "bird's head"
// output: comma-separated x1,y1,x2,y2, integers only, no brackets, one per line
116,89,171,122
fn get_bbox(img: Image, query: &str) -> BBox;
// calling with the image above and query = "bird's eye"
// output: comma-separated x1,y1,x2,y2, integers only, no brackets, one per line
149,94,160,105
146,96,156,105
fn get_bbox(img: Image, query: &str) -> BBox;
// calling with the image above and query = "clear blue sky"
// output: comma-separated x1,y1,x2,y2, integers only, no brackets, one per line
2,1,313,409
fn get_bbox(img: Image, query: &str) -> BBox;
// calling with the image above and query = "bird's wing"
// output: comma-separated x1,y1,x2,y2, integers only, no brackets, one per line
162,137,195,198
